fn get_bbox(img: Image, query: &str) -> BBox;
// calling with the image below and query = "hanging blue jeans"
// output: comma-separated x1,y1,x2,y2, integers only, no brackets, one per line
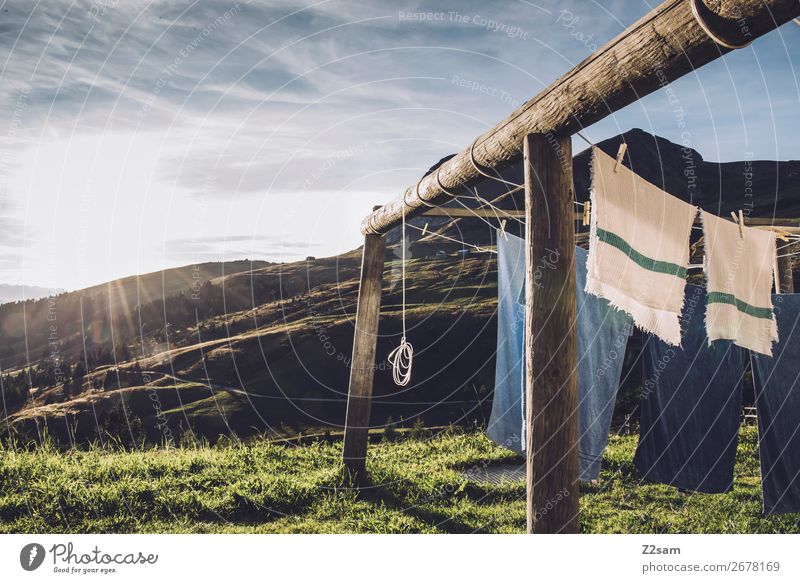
487,235,632,479
486,233,526,454
634,285,746,493
750,293,800,515
575,245,633,479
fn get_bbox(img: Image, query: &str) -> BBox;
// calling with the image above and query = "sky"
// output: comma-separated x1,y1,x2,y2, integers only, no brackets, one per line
0,0,798,291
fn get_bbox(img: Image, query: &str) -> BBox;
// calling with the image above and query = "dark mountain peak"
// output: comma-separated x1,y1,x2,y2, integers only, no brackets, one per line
574,128,706,206
407,128,800,250
592,127,704,165
573,129,799,218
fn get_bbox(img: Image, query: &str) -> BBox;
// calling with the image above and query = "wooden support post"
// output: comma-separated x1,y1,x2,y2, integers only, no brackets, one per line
777,242,796,293
342,230,386,472
523,133,579,534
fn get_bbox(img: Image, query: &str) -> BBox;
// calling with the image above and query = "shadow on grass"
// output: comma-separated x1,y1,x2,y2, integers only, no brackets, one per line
341,464,510,533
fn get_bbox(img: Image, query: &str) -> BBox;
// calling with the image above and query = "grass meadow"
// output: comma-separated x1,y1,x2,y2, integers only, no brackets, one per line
0,426,797,534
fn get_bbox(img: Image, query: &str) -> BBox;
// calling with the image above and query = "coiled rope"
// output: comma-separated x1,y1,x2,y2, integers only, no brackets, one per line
388,206,414,386
689,0,752,49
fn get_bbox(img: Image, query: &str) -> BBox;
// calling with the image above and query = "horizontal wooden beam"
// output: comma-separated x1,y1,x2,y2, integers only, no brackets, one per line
361,0,800,235
744,218,800,227
754,226,800,235
421,207,587,220
421,207,524,218
420,206,800,225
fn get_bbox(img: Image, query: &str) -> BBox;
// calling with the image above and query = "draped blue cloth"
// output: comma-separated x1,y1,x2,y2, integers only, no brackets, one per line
634,285,746,493
487,234,632,479
486,233,526,454
751,293,800,515
575,246,634,479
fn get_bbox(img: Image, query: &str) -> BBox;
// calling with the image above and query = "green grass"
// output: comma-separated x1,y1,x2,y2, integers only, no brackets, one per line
0,426,797,533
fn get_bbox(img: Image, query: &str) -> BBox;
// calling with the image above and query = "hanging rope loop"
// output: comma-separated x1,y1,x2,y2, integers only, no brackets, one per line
689,0,753,50
390,199,415,386
388,336,414,386
468,137,523,189
436,165,463,198
415,175,436,208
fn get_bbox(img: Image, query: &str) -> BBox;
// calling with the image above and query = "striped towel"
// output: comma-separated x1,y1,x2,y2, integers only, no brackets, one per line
586,147,697,346
701,210,778,356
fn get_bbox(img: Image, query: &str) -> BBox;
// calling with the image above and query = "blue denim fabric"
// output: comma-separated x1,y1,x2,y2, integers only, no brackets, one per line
487,235,632,479
634,285,746,493
486,233,526,454
575,246,634,479
751,293,800,515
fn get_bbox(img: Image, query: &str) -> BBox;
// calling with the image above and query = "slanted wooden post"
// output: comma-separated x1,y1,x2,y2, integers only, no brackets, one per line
777,242,796,293
342,222,386,472
523,133,579,534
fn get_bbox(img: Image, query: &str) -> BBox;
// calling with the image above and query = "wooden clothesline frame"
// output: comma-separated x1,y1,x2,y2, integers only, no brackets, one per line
415,206,800,263
340,0,800,534
419,205,800,231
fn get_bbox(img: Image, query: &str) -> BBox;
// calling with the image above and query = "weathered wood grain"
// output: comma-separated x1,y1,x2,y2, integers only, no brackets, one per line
524,133,580,534
342,233,386,471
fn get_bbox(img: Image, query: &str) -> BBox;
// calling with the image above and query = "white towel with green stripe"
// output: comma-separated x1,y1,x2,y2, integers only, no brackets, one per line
586,147,696,346
701,210,778,356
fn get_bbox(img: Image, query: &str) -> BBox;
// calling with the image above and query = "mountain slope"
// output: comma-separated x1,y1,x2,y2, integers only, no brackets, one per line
3,129,797,446
0,284,64,305
0,259,271,369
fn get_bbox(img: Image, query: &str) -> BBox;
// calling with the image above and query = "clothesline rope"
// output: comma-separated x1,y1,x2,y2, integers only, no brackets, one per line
452,197,511,231
434,130,592,220
468,137,524,189
388,207,414,386
473,186,526,221
689,0,752,49
576,131,594,147
408,217,798,262
470,187,525,228
407,222,497,254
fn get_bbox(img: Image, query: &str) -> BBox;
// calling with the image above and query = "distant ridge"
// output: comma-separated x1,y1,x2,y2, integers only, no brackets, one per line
0,284,63,305
573,128,800,218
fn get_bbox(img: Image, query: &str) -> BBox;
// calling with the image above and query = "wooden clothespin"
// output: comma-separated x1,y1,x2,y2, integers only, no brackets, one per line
730,210,744,239
582,200,591,226
614,143,627,173
774,252,781,295
421,222,428,237
499,219,509,240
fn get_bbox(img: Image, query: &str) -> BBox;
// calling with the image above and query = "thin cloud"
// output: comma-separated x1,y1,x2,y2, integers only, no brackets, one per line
0,0,797,289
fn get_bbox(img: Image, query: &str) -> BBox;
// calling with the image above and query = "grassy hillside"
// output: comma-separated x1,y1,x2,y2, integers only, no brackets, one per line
1,426,796,534
4,129,798,450
3,250,503,446
0,259,271,368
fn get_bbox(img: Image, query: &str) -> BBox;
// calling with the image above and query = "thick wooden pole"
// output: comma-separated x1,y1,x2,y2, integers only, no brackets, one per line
342,232,386,472
777,242,796,293
362,0,800,235
524,133,579,534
